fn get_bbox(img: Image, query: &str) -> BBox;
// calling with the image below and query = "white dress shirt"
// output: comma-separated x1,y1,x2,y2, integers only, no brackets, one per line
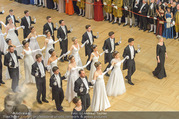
55,74,61,88
61,26,67,40
87,31,93,45
10,15,15,24
10,52,18,68
150,3,154,9
25,16,30,28
37,62,45,78
134,0,139,8
81,77,89,94
110,38,114,53
48,22,53,35
140,3,146,12
129,45,134,59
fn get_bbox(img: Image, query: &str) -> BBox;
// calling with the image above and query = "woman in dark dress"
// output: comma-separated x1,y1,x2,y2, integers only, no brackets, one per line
153,35,168,79
72,97,86,119
47,0,54,9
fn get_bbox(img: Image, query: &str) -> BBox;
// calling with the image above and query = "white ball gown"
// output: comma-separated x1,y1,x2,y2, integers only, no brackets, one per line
71,44,82,67
91,72,111,111
29,36,43,60
44,38,54,66
23,47,36,84
106,58,126,97
65,66,78,103
88,52,99,82
0,29,8,54
6,27,22,55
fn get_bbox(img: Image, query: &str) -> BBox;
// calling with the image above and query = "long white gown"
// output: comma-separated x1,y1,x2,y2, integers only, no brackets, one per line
71,44,82,67
0,30,8,54
91,72,111,111
6,27,22,56
88,52,99,82
65,66,78,103
106,59,126,97
29,36,42,60
23,47,36,84
44,38,54,66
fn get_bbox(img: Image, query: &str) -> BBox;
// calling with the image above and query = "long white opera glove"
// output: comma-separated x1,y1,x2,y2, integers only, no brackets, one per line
81,40,89,48
37,35,46,38
64,71,70,78
0,21,6,27
34,18,36,23
47,65,51,72
121,56,129,63
100,51,105,56
57,55,64,61
2,32,7,37
103,65,113,75
2,10,5,14
53,39,60,44
64,51,71,57
81,61,91,69
16,45,23,48
16,26,24,30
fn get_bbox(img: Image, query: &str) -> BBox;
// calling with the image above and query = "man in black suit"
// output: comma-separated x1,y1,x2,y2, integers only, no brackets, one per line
57,20,72,62
81,25,98,70
102,31,121,76
133,0,142,27
21,10,36,39
43,16,57,48
74,69,90,111
50,66,66,112
5,9,20,36
0,51,5,86
4,46,21,92
31,54,49,104
138,0,149,31
123,38,140,85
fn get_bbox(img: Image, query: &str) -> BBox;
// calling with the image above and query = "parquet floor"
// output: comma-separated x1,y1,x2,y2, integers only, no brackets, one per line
0,0,179,112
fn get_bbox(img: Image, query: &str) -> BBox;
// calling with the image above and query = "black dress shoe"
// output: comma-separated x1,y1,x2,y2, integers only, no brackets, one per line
42,99,49,103
1,81,5,84
104,19,109,21
64,59,69,61
130,25,132,28
38,5,42,7
139,28,142,30
143,29,146,32
82,15,85,17
58,109,64,112
118,23,121,25
60,59,64,62
112,22,116,24
0,84,1,86
128,81,134,85
43,6,45,8
37,101,42,104
125,76,128,80
105,73,110,77
109,20,112,23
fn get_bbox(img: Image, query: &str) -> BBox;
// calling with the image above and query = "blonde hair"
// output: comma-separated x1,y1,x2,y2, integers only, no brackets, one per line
72,37,77,42
156,35,162,40
94,62,101,68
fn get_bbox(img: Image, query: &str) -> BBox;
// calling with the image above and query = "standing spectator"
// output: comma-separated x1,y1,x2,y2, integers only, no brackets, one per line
156,5,165,36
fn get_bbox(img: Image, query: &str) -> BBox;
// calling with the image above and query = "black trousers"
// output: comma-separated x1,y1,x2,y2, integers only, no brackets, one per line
35,77,46,101
54,88,64,110
133,8,140,25
126,59,136,81
104,53,113,72
140,16,147,30
80,93,90,110
23,29,31,39
60,39,68,60
9,67,19,91
0,63,2,83
86,48,93,70
52,35,55,48
15,30,18,36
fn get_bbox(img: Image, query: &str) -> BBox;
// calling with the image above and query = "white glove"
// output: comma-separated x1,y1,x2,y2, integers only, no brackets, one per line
9,62,12,67
147,16,150,18
105,49,108,53
154,17,157,20
21,26,25,29
58,38,62,42
111,3,114,6
91,80,96,85
41,46,46,51
114,6,118,9
34,18,36,23
125,56,129,59
53,82,57,86
86,40,89,44
124,6,128,10
173,21,175,25
80,87,83,92
78,0,81,1
118,40,122,44
137,49,140,53
103,2,107,5
56,25,59,30
2,10,4,14
70,28,73,32
35,72,38,76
